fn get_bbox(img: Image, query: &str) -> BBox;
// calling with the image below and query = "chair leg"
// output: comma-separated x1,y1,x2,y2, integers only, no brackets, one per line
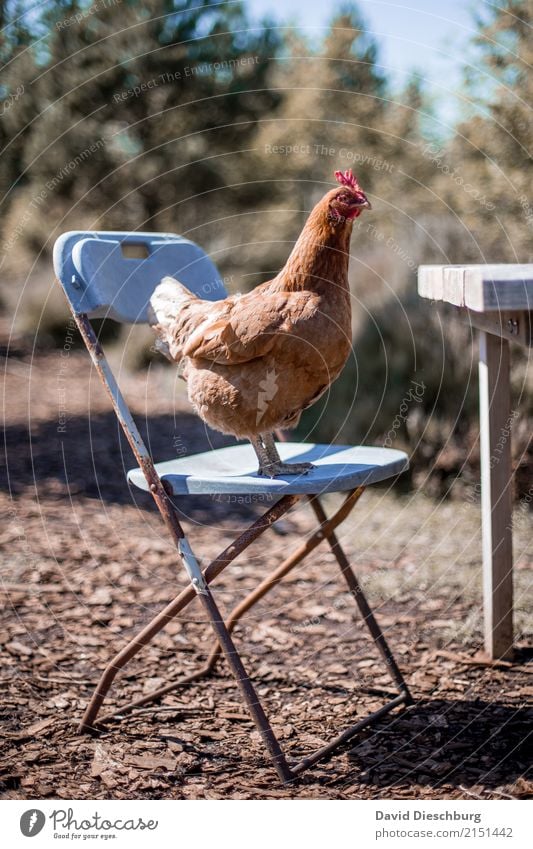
97,488,365,723
190,488,411,779
79,580,200,732
201,489,410,702
196,586,292,784
80,485,411,782
308,495,412,701
203,487,366,674
79,494,299,731
81,563,292,781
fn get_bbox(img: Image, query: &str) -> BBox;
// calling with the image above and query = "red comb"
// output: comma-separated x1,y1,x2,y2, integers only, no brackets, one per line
334,169,361,190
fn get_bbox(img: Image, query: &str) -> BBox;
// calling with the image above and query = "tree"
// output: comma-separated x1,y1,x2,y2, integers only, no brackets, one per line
448,0,533,262
0,0,282,270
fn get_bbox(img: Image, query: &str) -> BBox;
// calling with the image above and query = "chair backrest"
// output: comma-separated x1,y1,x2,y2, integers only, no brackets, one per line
53,230,226,323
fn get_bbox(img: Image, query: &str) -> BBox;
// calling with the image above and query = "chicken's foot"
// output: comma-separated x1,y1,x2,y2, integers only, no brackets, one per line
251,433,314,478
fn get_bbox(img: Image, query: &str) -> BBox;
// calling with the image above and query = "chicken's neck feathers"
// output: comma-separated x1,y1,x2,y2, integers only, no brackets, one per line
274,203,353,294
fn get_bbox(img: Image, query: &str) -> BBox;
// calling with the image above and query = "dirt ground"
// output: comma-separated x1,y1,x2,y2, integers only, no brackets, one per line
1,326,532,800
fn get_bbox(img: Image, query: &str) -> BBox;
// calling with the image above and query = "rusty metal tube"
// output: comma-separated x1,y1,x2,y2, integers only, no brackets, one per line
197,588,293,783
74,313,185,544
308,495,412,701
204,487,366,671
290,691,408,775
79,492,299,731
100,490,365,721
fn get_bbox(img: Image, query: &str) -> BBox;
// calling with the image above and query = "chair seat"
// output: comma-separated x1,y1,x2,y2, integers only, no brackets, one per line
127,442,409,496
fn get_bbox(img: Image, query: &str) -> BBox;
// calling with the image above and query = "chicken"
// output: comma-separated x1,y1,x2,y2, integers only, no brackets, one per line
149,169,371,477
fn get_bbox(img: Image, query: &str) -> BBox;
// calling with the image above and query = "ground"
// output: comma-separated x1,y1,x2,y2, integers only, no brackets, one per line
1,327,532,800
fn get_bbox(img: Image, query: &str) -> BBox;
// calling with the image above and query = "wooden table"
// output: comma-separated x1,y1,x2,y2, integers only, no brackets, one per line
418,264,533,660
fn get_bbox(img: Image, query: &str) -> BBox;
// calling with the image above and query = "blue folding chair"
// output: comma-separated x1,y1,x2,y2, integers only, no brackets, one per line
54,230,412,784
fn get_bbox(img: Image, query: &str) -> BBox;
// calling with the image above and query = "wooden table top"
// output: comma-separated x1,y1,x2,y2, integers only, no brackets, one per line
418,264,533,311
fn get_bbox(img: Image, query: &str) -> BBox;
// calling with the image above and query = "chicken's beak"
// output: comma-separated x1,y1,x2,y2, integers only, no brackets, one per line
352,195,371,211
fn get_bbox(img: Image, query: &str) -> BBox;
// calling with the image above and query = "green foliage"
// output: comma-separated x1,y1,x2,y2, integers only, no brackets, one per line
448,0,533,263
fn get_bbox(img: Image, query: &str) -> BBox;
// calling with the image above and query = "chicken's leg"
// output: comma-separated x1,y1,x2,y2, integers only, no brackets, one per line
250,433,314,478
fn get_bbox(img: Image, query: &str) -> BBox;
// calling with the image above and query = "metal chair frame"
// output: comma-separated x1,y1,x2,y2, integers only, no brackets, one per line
55,232,412,784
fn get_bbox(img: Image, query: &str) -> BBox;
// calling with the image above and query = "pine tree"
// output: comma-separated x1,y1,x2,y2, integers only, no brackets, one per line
0,0,282,265
448,0,533,262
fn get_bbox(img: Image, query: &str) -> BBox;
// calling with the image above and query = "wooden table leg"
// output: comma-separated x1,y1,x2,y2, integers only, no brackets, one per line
478,331,514,660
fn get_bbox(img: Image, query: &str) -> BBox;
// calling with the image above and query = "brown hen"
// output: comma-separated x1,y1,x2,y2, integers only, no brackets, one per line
149,169,371,477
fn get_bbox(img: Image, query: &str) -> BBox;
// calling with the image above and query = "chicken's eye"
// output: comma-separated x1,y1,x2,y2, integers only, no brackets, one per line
338,193,351,203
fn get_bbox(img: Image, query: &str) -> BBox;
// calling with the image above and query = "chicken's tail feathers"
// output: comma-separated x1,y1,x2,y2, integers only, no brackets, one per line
148,276,197,327
148,276,200,363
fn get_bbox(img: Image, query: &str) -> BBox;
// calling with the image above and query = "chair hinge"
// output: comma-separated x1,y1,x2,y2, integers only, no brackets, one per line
178,538,208,595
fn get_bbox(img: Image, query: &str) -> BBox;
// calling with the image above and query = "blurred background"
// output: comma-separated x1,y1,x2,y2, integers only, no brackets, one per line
1,0,532,497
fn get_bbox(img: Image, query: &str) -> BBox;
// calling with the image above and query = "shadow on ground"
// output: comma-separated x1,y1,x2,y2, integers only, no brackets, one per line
345,697,533,791
2,410,241,511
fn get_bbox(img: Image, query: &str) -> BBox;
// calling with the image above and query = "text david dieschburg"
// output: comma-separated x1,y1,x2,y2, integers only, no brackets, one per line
376,811,482,824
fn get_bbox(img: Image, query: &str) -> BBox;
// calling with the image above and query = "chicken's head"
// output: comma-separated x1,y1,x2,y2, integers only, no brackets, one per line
328,169,371,223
